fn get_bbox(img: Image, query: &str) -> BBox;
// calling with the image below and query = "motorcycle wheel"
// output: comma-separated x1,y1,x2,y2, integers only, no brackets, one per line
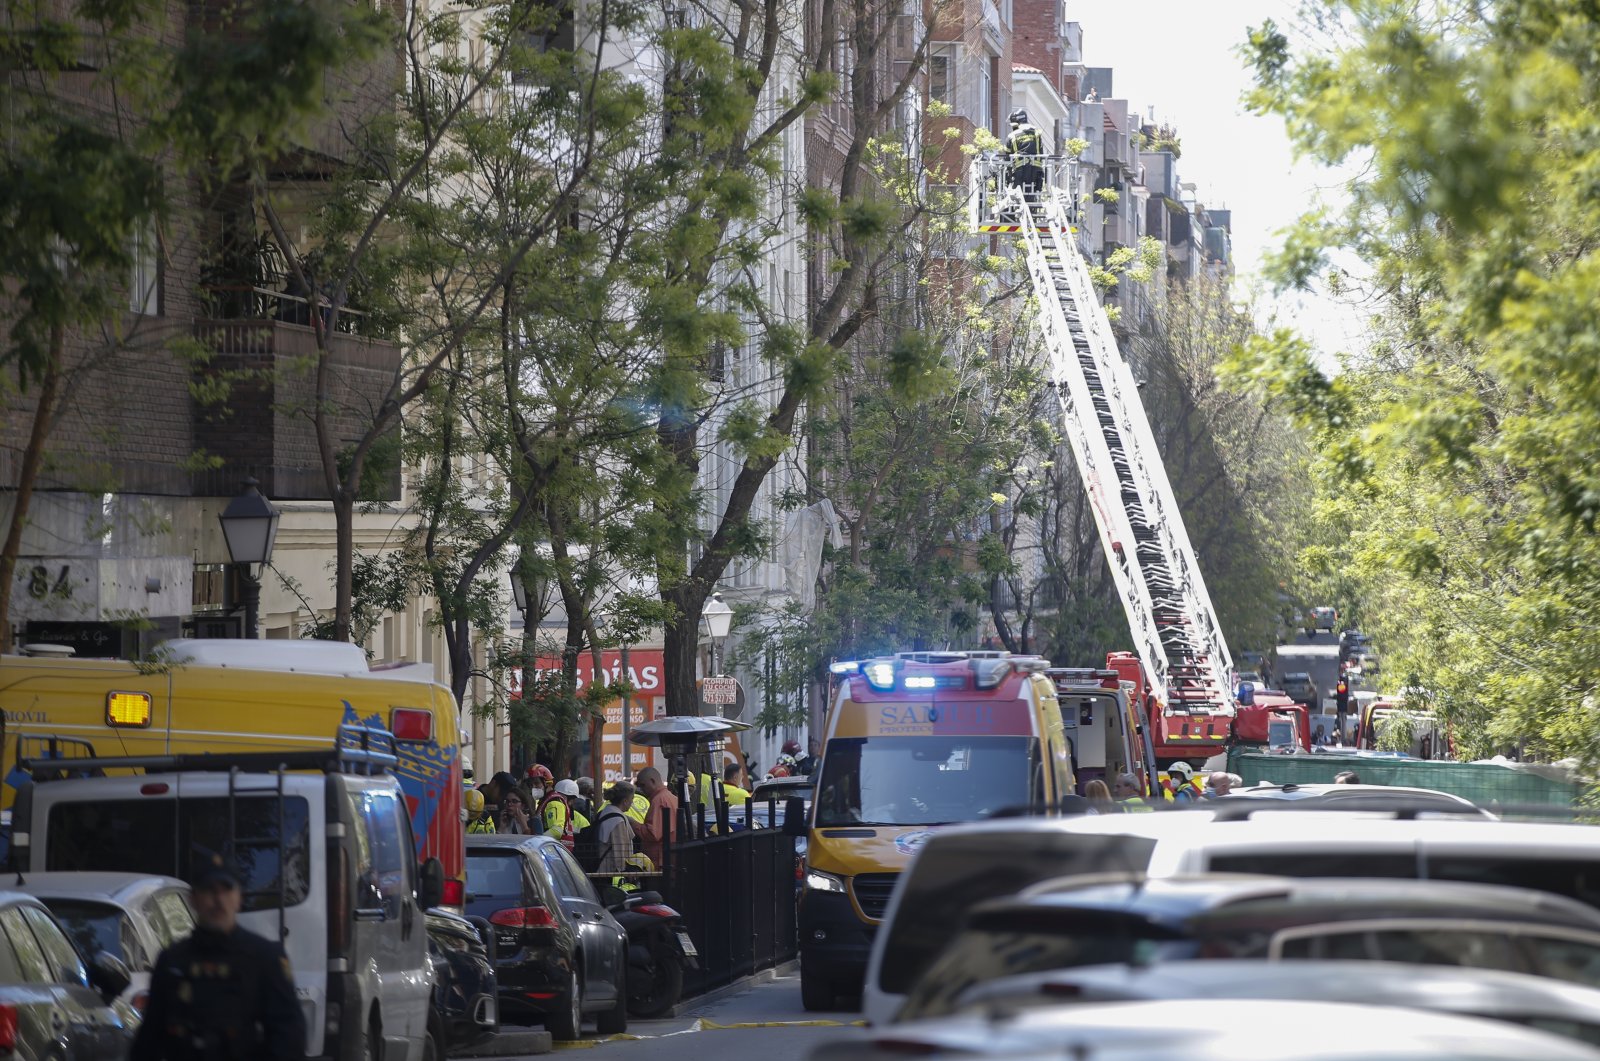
627,952,684,1019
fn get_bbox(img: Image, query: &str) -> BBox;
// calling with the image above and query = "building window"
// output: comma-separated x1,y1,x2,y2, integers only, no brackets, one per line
930,50,952,104
129,219,161,316
978,54,993,131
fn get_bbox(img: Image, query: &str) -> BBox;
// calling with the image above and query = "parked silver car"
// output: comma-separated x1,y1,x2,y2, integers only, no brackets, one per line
12,871,195,1015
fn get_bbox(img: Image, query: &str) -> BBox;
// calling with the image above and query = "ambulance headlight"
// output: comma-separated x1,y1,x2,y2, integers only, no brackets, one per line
805,869,847,894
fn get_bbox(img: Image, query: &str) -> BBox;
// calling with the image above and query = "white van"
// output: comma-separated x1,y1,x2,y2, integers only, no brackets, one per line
9,732,443,1060
862,809,1600,1025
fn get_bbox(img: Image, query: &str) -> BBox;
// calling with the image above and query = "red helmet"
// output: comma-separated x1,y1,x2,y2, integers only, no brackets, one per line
781,739,801,755
527,764,554,784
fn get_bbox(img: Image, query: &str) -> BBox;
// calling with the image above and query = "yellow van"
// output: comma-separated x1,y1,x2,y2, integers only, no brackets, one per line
792,651,1074,1011
0,639,466,902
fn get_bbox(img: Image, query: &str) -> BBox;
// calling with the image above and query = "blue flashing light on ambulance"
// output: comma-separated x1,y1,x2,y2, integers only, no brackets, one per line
791,651,1076,1012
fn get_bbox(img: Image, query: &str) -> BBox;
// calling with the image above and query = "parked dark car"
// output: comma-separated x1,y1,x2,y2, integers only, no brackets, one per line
896,874,1600,1022
465,834,628,1040
427,909,499,1053
0,890,136,1058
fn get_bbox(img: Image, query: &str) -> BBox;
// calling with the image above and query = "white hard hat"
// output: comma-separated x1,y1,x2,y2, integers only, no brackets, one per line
1169,761,1194,780
555,779,580,797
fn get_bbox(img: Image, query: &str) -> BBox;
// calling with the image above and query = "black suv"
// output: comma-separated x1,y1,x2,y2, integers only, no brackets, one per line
465,834,629,1040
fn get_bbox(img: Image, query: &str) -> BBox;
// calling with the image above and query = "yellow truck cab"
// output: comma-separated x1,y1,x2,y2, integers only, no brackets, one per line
794,651,1073,1011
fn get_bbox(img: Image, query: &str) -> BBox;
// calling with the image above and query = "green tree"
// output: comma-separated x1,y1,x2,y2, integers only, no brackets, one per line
1237,0,1600,764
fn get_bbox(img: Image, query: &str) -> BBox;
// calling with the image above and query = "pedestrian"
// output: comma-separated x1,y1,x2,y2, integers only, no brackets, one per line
485,771,519,828
1002,108,1045,204
721,762,750,807
497,787,533,834
1312,724,1326,746
465,787,496,834
539,777,589,850
596,782,638,882
575,776,597,821
1205,772,1237,798
796,738,820,777
1168,761,1204,803
632,766,679,866
1334,770,1361,785
132,849,305,1061
1084,778,1115,811
1111,772,1153,811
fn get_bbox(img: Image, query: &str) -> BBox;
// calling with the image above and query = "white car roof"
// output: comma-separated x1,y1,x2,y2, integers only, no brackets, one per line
11,871,189,905
844,998,1600,1061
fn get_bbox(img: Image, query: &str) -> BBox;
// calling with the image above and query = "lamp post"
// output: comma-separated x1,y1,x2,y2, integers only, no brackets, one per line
509,568,532,774
219,477,280,640
702,592,732,677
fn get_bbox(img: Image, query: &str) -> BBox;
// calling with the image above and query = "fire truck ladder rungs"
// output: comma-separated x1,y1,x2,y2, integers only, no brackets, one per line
997,180,1235,721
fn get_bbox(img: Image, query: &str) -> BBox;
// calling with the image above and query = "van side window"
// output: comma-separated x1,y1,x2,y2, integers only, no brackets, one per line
360,790,410,918
0,908,50,983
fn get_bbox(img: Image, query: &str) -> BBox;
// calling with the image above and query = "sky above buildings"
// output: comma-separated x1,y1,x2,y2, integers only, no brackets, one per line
1069,0,1368,365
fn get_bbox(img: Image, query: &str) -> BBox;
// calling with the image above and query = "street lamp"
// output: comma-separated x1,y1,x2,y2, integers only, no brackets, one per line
219,477,279,639
509,569,528,619
702,592,732,677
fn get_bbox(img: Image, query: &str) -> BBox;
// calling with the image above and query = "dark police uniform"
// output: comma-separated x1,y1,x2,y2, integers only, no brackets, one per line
132,851,305,1061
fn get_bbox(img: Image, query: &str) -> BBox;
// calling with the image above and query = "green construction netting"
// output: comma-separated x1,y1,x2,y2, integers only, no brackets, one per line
1228,750,1584,810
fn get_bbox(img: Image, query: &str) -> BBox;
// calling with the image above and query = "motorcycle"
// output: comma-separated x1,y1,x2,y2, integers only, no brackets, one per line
605,890,698,1018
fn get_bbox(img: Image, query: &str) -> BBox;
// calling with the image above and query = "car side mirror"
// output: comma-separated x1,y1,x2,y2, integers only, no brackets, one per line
418,857,445,910
782,796,808,837
89,951,131,1000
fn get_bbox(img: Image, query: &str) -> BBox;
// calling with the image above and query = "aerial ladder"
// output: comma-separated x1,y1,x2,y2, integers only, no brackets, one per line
974,158,1235,762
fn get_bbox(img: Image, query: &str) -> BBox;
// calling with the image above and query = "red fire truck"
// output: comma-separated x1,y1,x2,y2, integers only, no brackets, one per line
1106,650,1232,766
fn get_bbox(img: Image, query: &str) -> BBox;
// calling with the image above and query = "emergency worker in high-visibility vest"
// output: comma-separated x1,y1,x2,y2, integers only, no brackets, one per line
1167,761,1205,803
1112,772,1154,812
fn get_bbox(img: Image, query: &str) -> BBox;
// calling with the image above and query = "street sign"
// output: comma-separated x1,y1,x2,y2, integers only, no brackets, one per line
701,676,739,705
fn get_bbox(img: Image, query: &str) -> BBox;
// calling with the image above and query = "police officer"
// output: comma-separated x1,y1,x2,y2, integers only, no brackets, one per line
132,849,305,1061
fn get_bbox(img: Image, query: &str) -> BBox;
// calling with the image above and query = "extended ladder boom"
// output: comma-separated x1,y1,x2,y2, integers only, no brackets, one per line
996,174,1234,727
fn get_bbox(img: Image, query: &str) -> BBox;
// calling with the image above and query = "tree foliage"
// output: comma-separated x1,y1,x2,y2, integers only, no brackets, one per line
1238,0,1600,764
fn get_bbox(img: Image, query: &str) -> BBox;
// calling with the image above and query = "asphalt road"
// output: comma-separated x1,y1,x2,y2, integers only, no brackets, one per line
504,970,866,1061
1273,630,1344,737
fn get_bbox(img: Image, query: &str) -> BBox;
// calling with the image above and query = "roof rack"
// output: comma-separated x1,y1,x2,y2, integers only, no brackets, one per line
18,723,398,781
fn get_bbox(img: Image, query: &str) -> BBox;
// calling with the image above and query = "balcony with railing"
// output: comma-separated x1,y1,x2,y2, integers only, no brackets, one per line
192,280,403,502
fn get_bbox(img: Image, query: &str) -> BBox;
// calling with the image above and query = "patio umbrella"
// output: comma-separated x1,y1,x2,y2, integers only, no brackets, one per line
627,715,752,747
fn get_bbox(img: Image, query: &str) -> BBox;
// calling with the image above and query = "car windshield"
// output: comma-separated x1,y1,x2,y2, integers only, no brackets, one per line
876,833,1157,994
42,900,133,965
814,735,1034,827
896,922,1172,1021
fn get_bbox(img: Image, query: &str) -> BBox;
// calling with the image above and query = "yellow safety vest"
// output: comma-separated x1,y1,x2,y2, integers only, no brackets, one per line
724,784,750,807
626,793,650,823
1120,797,1155,813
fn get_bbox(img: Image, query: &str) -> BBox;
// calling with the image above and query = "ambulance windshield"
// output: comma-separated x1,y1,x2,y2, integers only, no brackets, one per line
814,735,1034,826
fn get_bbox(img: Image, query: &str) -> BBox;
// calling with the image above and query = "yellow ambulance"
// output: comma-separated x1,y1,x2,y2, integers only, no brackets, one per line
791,651,1074,1011
0,639,466,901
